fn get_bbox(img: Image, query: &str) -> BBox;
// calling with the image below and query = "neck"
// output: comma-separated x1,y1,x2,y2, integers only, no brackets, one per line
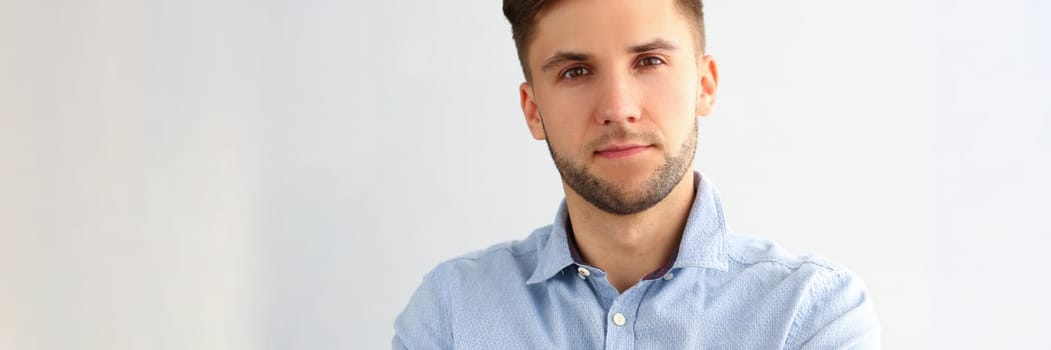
564,171,697,293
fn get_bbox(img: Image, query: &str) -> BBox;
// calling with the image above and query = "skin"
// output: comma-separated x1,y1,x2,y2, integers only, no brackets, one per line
518,0,719,293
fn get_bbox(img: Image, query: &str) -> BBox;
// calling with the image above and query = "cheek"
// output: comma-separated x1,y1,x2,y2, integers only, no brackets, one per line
539,96,593,152
642,74,698,135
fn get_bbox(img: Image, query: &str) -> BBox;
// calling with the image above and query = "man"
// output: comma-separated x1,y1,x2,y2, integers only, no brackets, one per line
394,0,880,348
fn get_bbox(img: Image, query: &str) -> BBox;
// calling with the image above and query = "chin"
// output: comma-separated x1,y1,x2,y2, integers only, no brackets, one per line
594,155,662,175
595,166,659,189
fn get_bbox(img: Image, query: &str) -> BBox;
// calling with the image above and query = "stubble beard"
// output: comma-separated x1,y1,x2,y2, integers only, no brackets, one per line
544,120,698,216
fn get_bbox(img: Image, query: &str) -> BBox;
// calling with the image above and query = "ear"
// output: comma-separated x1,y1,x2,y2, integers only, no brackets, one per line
520,82,547,140
695,55,719,117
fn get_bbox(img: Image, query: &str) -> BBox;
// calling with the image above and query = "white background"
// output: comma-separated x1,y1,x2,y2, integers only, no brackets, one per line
2,0,1049,349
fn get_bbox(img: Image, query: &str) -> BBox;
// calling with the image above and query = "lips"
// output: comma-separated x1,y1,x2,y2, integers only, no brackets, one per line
595,144,651,159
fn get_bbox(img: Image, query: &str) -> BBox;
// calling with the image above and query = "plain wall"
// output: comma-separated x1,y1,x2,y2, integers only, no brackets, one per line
1,0,1048,349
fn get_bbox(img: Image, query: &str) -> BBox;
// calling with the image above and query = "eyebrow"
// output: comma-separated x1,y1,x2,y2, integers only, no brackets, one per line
539,38,680,73
629,38,679,53
539,52,590,73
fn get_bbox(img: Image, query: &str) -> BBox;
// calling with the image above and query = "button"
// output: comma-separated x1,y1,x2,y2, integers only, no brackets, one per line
612,313,626,326
663,272,674,281
577,267,590,279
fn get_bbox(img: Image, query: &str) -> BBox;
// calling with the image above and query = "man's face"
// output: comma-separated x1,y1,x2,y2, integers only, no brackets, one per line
519,0,718,215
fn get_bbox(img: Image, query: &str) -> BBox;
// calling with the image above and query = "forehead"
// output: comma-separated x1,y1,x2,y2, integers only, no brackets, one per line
529,0,696,61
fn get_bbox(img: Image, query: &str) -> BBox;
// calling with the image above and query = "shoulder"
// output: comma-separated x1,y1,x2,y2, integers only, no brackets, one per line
721,231,871,308
724,231,846,274
394,226,554,347
426,224,552,284
721,231,880,348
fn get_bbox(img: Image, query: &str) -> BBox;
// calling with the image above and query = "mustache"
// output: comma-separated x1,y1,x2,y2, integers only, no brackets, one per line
585,127,660,151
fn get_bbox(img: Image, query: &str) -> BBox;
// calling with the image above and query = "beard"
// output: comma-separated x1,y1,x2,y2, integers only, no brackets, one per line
544,120,697,216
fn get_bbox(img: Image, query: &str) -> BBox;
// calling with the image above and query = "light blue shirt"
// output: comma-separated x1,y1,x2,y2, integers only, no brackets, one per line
394,172,880,349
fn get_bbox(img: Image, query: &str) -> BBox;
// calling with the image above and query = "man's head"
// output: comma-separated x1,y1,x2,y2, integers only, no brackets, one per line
504,0,719,216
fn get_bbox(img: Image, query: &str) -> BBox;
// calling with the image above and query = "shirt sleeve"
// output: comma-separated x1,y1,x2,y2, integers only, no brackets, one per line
392,266,453,350
785,269,882,350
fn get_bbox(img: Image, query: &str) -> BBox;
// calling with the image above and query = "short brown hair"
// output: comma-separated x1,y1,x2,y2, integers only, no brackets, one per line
502,0,705,82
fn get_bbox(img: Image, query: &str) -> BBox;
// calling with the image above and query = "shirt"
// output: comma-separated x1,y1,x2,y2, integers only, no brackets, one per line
393,172,880,349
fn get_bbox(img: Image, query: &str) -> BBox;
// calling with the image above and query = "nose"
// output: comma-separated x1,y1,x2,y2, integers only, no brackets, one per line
593,73,641,125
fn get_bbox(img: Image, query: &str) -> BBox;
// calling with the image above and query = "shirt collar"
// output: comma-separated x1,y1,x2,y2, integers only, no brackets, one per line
526,171,730,285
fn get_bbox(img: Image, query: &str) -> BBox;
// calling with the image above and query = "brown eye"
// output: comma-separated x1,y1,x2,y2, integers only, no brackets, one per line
638,56,665,67
560,66,591,80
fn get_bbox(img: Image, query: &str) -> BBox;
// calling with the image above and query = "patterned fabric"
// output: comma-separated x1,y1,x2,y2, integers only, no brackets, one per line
394,172,880,349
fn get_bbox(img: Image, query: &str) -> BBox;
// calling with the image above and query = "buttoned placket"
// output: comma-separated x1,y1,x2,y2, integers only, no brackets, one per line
574,264,679,350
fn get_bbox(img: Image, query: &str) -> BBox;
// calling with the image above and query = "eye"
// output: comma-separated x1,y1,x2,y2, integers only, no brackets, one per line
560,66,591,80
637,56,666,68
